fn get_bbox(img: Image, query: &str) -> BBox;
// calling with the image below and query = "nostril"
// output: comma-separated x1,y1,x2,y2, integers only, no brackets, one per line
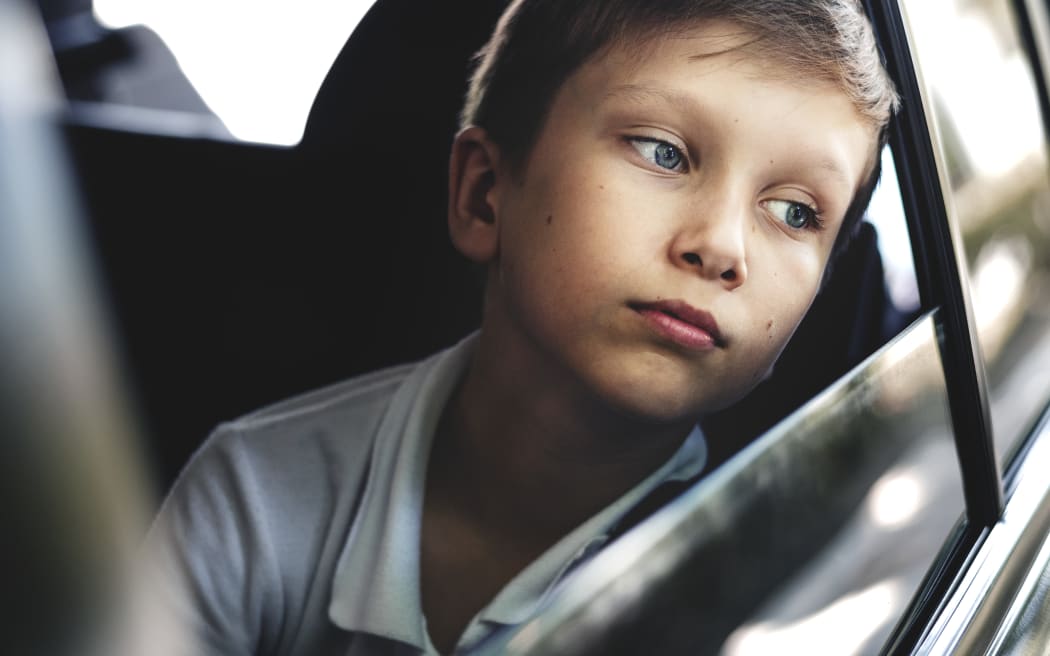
721,270,737,282
682,252,702,266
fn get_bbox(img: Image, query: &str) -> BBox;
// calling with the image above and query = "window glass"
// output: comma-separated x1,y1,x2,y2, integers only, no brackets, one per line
900,0,1050,465
868,146,921,315
718,317,963,656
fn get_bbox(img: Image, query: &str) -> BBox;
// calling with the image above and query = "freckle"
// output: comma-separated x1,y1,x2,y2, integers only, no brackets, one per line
766,320,773,330
599,185,605,190
769,159,774,165
546,214,553,225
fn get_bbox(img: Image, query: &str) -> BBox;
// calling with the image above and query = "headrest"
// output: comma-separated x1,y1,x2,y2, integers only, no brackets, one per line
300,0,507,156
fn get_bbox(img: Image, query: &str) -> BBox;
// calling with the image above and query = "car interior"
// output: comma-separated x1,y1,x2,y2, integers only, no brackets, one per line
8,0,1050,654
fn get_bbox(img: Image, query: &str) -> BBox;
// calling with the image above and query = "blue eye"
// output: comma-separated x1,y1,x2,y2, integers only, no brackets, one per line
766,199,821,230
630,138,686,171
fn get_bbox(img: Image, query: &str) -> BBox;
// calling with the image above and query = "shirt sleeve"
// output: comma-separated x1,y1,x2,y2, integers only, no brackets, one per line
144,425,284,656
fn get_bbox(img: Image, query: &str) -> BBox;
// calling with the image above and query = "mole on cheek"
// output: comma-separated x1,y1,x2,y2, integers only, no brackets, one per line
546,214,553,225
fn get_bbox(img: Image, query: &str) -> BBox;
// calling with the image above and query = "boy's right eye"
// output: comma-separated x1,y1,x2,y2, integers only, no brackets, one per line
628,138,688,173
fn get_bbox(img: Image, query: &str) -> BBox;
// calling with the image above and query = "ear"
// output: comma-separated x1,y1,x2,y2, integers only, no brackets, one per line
448,126,502,263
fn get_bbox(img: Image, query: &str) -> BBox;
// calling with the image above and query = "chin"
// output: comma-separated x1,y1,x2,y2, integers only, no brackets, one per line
576,361,714,425
608,371,769,423
591,379,709,426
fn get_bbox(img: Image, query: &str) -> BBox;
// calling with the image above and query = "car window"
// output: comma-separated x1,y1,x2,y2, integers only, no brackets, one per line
899,0,1050,468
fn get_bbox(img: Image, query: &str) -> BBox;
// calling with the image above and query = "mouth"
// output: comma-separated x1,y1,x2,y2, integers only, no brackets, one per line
629,300,726,351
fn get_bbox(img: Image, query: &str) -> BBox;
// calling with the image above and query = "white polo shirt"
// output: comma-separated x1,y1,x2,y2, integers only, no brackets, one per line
149,333,706,655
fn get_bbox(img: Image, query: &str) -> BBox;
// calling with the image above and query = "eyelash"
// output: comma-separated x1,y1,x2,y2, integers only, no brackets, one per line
764,199,825,232
627,137,689,173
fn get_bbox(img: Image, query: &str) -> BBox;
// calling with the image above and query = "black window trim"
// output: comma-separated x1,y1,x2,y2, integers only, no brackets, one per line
861,0,1015,651
864,0,1003,530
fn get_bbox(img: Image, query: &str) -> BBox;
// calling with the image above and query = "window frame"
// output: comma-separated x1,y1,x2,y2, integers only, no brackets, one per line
862,0,1001,651
870,0,1050,652
864,0,1003,526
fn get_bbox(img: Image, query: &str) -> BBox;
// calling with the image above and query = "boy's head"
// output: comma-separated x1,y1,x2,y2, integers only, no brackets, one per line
447,0,899,420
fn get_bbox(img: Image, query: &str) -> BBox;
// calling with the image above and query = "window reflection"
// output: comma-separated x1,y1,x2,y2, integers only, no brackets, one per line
902,0,1050,464
718,318,965,656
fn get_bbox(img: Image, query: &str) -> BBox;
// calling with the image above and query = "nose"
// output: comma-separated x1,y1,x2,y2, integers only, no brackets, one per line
670,196,749,291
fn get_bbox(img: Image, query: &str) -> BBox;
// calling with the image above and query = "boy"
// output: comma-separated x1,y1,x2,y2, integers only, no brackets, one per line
149,0,899,654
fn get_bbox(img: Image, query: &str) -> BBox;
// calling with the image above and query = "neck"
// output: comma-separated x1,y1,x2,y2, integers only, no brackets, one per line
428,322,693,548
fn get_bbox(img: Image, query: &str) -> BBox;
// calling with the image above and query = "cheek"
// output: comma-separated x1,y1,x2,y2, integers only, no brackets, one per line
762,240,826,309
530,190,650,289
496,204,605,324
767,291,817,350
761,285,819,365
751,249,825,353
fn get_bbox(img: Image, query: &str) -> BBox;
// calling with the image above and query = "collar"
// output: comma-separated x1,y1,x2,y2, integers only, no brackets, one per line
327,334,708,651
328,334,476,651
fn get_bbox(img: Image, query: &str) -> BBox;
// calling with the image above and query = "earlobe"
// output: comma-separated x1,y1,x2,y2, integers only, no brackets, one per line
448,126,501,263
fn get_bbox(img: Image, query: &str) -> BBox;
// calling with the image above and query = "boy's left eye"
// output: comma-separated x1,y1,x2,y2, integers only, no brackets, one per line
765,199,823,231
629,138,687,172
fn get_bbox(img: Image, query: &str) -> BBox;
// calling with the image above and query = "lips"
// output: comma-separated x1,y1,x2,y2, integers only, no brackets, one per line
630,300,726,351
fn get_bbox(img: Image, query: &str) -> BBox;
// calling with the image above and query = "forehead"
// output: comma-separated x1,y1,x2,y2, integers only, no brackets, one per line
556,21,878,181
599,19,848,103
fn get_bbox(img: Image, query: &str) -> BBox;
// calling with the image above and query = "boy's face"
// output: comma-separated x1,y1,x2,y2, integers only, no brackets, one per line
461,22,877,421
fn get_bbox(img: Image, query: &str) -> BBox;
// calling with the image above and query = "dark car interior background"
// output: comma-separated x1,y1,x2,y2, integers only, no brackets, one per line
7,0,1050,654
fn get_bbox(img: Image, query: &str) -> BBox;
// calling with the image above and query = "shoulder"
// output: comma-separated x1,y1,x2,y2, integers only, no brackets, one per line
229,360,416,439
167,358,423,533
148,335,478,654
202,360,416,476
147,359,421,654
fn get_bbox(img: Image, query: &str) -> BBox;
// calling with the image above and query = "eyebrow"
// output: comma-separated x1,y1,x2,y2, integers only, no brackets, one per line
604,84,700,115
806,155,854,191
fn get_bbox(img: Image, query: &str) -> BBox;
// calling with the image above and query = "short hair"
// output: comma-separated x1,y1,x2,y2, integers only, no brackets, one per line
460,0,900,261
